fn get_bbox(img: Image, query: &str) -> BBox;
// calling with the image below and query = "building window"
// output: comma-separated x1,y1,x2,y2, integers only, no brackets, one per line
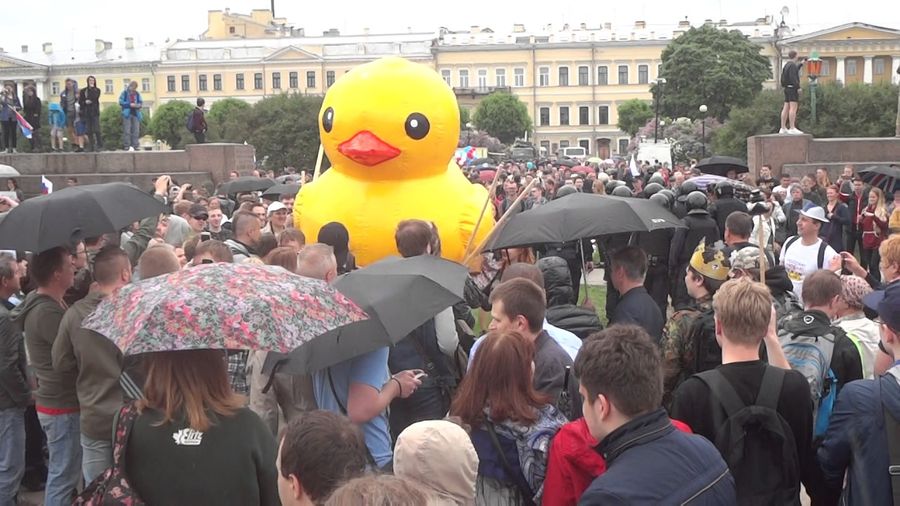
441,69,451,86
560,140,570,148
109,79,118,94
213,74,222,91
514,68,524,87
181,75,190,92
618,65,629,84
326,71,335,88
579,139,590,153
306,71,316,88
618,138,629,153
477,69,488,89
558,66,569,86
289,72,298,88
495,68,506,87
579,106,589,125
578,66,589,86
229,26,236,34
52,82,61,95
638,64,649,84
597,66,608,85
539,107,550,126
142,78,151,92
559,106,570,126
272,72,281,89
874,57,885,75
539,67,549,86
459,69,469,88
199,74,208,91
820,60,831,76
254,73,263,90
598,106,609,125
236,73,245,90
847,59,857,76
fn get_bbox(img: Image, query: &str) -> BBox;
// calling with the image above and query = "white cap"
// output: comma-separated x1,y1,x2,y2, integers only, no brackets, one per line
799,206,829,224
267,201,287,214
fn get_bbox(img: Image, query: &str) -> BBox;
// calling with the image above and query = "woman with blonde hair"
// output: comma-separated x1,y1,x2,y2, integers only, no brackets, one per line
859,187,889,282
125,350,279,505
325,475,433,506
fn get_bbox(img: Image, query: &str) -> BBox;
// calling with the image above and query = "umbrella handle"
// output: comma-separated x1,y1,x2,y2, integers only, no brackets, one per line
261,358,287,394
462,168,503,262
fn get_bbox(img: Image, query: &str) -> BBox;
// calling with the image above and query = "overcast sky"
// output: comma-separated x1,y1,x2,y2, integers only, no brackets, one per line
1,0,897,51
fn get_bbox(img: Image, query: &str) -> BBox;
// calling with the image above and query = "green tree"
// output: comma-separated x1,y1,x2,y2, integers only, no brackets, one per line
207,98,251,142
459,106,472,130
657,25,771,122
472,91,532,144
100,104,147,150
148,100,194,149
617,99,654,136
244,93,323,170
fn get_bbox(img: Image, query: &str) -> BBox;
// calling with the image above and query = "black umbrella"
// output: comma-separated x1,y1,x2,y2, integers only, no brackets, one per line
264,255,467,375
276,174,300,183
261,183,300,201
556,158,577,168
217,176,276,195
0,182,166,253
859,165,900,195
695,156,749,177
484,193,684,251
470,157,493,167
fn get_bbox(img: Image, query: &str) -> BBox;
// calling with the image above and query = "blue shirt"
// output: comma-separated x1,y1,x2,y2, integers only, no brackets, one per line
313,347,391,467
468,319,581,368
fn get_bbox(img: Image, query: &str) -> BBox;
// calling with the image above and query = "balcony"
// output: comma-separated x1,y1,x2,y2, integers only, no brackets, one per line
453,86,511,97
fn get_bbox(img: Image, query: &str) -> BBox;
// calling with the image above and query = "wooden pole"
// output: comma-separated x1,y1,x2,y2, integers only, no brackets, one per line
313,144,325,181
463,178,538,266
758,218,767,285
462,169,503,261
299,170,307,187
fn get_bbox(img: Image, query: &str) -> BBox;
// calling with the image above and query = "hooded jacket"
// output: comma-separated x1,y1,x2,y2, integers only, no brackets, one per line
10,292,78,410
48,102,66,128
538,257,602,340
394,420,478,505
78,78,102,118
818,368,900,506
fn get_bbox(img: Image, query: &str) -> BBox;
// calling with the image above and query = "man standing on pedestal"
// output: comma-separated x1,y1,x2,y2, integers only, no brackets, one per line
780,51,805,135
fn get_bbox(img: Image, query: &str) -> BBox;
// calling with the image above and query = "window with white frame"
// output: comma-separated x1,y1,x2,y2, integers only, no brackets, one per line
495,68,506,87
558,66,569,86
514,68,525,87
578,66,589,86
477,69,488,89
539,67,550,86
441,69,451,86
459,69,469,88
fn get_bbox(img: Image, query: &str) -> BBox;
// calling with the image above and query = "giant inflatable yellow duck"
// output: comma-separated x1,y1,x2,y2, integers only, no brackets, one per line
294,56,493,266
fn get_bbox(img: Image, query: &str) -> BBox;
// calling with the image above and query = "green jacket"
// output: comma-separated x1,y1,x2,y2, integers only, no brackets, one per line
0,300,30,409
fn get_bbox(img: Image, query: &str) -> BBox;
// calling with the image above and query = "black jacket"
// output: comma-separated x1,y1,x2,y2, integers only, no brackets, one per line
610,286,664,343
580,408,735,505
670,211,720,268
710,197,747,240
0,299,30,409
22,94,41,129
78,85,102,118
538,256,602,339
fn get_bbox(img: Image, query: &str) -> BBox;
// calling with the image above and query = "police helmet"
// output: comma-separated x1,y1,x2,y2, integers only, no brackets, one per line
611,186,634,198
685,191,709,211
643,182,664,197
649,192,670,209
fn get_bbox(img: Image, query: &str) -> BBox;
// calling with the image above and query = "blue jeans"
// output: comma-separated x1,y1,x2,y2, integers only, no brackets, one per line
0,407,25,506
37,412,81,506
122,115,140,149
81,434,112,484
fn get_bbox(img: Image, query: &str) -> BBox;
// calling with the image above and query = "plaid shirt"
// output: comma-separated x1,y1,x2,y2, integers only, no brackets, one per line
226,350,250,395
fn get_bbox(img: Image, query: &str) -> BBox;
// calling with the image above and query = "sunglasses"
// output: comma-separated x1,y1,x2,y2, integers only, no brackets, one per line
192,215,208,221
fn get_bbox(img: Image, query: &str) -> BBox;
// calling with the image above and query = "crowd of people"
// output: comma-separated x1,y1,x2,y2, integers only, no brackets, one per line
0,155,899,506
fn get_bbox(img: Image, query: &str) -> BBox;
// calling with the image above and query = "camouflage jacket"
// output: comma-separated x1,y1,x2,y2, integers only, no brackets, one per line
661,295,713,409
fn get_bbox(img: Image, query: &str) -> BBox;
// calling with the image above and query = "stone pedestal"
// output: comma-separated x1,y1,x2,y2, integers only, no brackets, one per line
747,134,900,180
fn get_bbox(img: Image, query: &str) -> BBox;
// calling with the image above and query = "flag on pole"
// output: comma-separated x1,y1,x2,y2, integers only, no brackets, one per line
40,176,53,195
630,155,641,177
14,111,33,139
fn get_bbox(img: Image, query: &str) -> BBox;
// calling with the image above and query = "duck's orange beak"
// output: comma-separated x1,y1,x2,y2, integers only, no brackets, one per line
337,131,401,166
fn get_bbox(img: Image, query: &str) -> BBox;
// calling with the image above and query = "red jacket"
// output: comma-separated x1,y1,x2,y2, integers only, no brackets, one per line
543,417,693,506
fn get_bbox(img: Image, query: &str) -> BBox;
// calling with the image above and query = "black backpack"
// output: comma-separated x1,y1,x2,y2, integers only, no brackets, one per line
696,367,801,506
690,307,720,374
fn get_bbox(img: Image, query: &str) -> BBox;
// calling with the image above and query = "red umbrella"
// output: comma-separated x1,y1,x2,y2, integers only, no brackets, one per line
571,165,595,175
479,169,497,183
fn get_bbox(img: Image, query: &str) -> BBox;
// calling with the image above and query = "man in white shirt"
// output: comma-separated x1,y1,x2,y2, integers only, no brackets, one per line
772,173,793,200
779,206,840,304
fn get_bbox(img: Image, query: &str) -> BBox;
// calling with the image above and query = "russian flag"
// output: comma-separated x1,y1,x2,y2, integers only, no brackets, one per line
14,111,32,140
41,176,53,195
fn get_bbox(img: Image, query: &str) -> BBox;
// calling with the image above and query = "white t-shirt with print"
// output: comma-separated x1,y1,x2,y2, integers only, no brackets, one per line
779,237,839,305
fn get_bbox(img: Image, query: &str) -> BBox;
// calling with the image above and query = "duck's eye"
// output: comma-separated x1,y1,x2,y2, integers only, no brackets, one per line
404,113,430,140
322,107,334,133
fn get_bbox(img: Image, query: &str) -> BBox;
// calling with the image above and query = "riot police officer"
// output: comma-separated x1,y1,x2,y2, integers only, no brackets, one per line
669,191,719,310
709,181,746,241
636,192,675,317
672,180,699,219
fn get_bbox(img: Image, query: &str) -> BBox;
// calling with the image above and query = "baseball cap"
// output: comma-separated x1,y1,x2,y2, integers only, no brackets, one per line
267,201,287,214
188,203,208,219
799,206,829,224
690,241,730,281
863,282,900,331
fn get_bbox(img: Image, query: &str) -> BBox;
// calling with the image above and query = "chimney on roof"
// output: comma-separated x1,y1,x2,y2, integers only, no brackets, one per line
719,19,728,26
580,23,587,30
323,28,339,36
678,19,691,28
42,42,52,54
603,22,612,30
125,37,134,50
513,24,525,33
21,45,27,53
635,20,646,29
704,19,714,26
470,25,480,34
95,39,105,53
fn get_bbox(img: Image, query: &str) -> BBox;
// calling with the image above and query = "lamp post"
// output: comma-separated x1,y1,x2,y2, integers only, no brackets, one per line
699,104,708,158
653,78,667,143
806,51,823,125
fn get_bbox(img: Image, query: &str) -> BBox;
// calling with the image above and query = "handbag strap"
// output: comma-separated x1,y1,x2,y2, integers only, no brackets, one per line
880,378,900,506
327,367,380,469
484,421,536,506
111,402,140,467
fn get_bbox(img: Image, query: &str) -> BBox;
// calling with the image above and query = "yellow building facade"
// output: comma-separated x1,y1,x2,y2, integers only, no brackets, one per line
201,8,299,40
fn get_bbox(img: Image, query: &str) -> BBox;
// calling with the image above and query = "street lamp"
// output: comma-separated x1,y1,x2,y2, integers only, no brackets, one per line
653,78,667,143
699,104,708,158
806,51,823,125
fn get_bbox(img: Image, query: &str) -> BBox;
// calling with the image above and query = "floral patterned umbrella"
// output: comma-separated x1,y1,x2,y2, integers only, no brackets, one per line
82,262,368,355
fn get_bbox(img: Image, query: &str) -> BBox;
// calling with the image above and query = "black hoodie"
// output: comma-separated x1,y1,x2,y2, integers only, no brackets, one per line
78,76,102,118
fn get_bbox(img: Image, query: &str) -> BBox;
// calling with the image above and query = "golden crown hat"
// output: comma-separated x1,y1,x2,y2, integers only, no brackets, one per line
689,240,730,281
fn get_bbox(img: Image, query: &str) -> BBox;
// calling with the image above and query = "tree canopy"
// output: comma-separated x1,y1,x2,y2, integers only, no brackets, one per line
241,93,323,171
207,98,252,143
473,91,532,144
656,25,772,122
617,99,654,136
148,100,194,149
